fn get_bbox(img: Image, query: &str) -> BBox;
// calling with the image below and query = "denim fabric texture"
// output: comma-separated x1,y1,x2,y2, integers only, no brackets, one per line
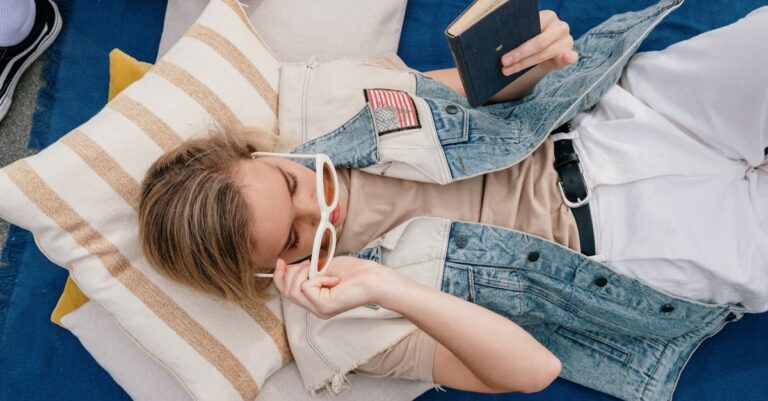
294,0,685,182
290,107,379,171
292,1,746,400
441,222,743,401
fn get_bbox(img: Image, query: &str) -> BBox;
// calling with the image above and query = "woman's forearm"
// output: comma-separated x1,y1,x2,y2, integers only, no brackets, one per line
370,268,561,392
424,66,550,104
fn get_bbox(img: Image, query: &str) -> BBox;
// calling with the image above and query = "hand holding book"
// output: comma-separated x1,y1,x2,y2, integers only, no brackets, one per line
500,10,578,77
446,0,578,106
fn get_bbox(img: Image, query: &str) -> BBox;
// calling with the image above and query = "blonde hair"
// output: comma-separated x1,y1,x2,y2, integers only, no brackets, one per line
138,126,284,303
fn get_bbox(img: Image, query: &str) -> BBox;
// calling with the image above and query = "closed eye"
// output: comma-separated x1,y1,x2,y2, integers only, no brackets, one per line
278,167,301,251
287,171,299,196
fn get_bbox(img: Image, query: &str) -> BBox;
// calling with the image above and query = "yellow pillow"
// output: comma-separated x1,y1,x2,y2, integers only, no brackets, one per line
51,49,152,327
107,49,153,100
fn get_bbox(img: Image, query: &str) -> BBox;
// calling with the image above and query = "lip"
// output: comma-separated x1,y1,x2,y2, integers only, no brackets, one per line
329,205,340,225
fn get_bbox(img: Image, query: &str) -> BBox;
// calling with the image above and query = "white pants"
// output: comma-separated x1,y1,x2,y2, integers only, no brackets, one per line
566,7,768,312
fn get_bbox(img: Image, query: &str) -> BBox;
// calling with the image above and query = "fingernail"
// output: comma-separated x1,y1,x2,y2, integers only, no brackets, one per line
502,56,513,66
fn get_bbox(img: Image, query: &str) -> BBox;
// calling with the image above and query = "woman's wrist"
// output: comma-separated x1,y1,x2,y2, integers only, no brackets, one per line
364,262,414,308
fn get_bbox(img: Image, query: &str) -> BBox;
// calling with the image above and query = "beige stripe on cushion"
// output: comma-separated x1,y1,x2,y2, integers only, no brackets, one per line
221,0,280,62
152,61,241,130
61,130,141,211
186,23,278,115
6,160,260,401
242,302,292,365
108,96,183,152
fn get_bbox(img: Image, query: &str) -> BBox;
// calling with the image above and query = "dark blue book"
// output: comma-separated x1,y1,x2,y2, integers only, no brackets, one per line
446,0,541,107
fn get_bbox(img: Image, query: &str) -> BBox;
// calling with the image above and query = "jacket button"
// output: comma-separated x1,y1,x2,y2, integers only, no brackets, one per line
594,277,608,287
445,105,459,114
527,251,540,262
660,304,675,313
455,236,468,248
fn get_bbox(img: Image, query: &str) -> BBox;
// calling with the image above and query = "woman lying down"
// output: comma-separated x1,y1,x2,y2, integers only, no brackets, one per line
137,2,767,400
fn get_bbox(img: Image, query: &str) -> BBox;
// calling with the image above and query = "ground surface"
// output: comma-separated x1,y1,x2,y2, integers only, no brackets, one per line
0,59,44,253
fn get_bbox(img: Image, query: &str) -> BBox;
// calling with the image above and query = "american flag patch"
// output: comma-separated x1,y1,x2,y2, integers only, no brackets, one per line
364,89,421,135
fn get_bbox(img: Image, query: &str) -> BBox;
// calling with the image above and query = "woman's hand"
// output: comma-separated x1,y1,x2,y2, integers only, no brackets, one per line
501,10,578,76
276,256,561,393
273,256,389,319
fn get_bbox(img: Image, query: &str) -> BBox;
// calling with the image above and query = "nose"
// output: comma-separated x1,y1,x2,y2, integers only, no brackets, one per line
294,187,320,227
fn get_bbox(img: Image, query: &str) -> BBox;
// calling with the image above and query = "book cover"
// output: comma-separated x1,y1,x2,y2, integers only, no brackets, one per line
446,0,541,107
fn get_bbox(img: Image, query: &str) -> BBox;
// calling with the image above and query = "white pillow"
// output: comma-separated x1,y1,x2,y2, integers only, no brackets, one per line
0,1,287,400
158,0,408,61
61,300,431,401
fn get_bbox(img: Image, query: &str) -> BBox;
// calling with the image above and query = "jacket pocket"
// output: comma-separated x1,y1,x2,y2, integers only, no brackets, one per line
424,98,468,145
555,325,631,364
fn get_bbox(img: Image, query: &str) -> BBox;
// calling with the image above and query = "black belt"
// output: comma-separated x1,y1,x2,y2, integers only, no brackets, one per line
552,124,596,256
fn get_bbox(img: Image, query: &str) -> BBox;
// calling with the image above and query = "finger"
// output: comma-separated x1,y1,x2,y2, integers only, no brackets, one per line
503,35,573,75
272,259,287,294
501,14,568,67
505,28,572,72
301,277,339,310
287,284,320,314
282,261,302,295
285,262,304,290
288,264,310,299
540,50,579,72
300,277,334,302
313,276,341,289
560,50,579,66
539,9,558,26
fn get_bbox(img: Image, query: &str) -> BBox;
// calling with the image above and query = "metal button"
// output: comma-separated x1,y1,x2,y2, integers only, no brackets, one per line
445,105,459,114
660,304,675,313
594,277,608,287
455,236,468,248
527,251,540,262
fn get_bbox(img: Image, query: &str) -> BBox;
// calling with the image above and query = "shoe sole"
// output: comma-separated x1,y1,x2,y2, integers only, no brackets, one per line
0,0,63,122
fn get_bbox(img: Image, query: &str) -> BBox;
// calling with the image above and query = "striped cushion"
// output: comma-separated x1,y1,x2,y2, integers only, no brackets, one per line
0,1,289,400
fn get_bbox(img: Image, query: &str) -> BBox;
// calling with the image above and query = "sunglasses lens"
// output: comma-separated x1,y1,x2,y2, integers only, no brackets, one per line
316,227,333,272
322,163,336,207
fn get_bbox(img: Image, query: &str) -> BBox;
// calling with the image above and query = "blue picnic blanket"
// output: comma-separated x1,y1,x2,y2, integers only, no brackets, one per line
1,1,766,400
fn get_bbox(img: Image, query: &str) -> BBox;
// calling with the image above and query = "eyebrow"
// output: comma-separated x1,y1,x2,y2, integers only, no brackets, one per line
274,164,293,255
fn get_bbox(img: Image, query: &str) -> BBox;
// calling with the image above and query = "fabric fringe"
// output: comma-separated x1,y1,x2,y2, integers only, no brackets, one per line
329,370,352,395
1,0,69,346
29,0,72,150
0,226,33,345
308,369,352,397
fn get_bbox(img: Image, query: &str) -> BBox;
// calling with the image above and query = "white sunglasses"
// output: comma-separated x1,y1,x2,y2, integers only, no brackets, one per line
250,152,340,279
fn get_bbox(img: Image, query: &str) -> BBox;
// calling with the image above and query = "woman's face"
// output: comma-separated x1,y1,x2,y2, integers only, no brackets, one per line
235,157,347,268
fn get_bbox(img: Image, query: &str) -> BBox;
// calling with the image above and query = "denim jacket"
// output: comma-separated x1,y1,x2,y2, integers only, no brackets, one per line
279,1,744,400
